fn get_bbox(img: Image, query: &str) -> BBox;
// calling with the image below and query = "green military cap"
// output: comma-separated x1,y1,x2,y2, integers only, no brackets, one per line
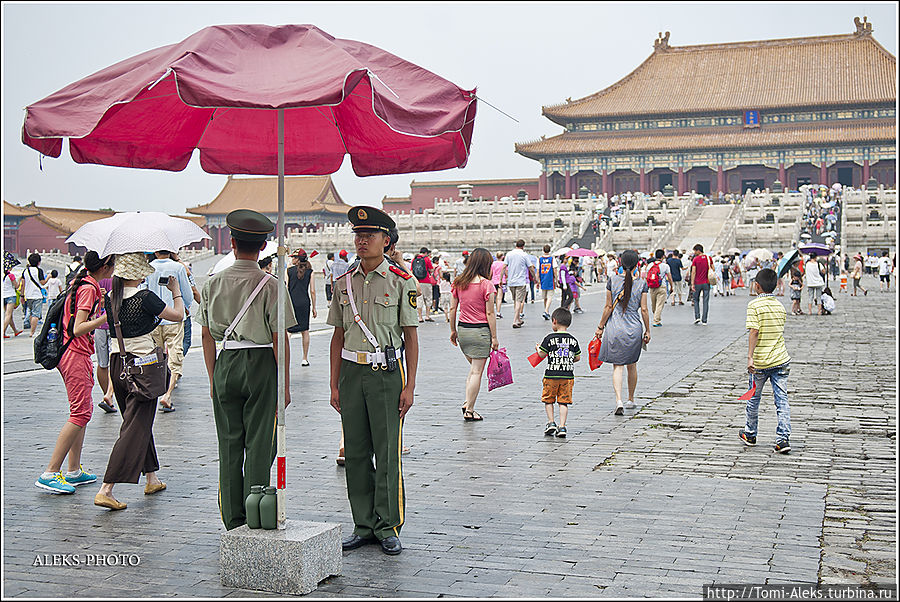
227,209,275,242
348,205,395,233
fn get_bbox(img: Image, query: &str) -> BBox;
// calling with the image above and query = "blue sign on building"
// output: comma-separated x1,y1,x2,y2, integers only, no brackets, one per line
744,110,760,128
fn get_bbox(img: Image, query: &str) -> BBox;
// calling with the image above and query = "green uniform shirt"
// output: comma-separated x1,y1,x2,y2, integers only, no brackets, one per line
327,259,418,352
198,259,297,344
746,295,790,369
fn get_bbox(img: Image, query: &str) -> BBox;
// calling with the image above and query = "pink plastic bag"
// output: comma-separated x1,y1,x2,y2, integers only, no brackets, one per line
487,348,513,391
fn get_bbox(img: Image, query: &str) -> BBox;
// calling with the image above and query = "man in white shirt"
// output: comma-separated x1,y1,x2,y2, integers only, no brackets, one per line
803,254,826,316
324,253,334,301
146,250,193,410
527,252,539,303
878,251,893,292
504,240,535,329
453,251,468,278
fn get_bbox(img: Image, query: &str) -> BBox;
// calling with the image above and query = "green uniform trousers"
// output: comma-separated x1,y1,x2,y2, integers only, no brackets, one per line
339,359,406,540
212,348,277,530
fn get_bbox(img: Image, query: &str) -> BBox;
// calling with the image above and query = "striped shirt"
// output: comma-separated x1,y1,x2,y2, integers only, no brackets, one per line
746,295,790,369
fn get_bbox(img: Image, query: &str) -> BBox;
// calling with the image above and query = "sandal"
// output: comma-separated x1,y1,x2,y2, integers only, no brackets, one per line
463,410,483,421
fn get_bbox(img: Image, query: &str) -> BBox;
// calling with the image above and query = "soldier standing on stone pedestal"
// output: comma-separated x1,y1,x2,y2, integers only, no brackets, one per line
328,205,419,556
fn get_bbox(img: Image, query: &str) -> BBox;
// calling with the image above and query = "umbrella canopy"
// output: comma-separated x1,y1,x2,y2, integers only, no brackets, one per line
777,248,801,278
23,24,476,177
799,243,833,257
566,248,598,258
552,247,572,256
66,212,210,256
746,248,774,264
209,240,279,276
726,247,742,255
4,251,21,273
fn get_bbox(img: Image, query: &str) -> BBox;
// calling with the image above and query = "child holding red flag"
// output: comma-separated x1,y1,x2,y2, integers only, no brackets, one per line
534,308,581,439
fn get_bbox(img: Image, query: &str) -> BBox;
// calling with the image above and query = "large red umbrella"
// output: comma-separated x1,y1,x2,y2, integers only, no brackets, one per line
23,24,477,527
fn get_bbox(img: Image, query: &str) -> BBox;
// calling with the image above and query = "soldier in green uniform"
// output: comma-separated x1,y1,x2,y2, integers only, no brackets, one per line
328,206,419,555
198,209,296,530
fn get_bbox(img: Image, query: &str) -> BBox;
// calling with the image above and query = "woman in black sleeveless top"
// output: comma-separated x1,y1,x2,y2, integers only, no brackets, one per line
286,249,316,366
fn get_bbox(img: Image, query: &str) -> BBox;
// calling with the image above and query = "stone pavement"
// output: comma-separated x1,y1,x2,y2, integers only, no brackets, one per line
2,274,895,598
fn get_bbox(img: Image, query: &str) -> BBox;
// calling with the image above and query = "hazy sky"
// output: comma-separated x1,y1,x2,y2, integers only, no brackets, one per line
2,2,896,215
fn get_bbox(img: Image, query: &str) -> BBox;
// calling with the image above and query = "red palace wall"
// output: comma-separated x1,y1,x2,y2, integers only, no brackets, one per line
15,217,69,255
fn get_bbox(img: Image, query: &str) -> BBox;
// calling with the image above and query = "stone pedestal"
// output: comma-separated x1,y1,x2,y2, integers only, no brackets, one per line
220,520,341,595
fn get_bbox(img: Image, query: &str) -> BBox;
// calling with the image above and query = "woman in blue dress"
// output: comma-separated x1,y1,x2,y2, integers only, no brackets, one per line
594,250,651,415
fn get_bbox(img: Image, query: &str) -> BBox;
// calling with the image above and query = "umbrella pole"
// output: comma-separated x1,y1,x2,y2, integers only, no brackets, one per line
276,108,287,528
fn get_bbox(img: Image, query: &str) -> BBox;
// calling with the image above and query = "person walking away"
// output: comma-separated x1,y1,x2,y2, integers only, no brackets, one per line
739,268,792,453
324,252,335,302
594,250,650,415
287,249,317,366
146,249,193,411
789,268,804,315
647,249,673,327
411,247,435,322
172,254,201,358
803,254,825,316
35,251,114,494
490,252,507,318
21,253,48,337
850,254,867,296
878,251,892,292
438,272,452,322
504,240,534,328
198,210,295,530
774,252,785,296
666,251,684,305
328,206,418,556
431,254,443,313
527,251,539,303
45,270,64,306
689,244,713,325
65,255,83,286
3,265,23,338
94,253,184,510
94,276,117,414
449,247,499,422
453,251,468,279
559,259,575,310
538,245,557,320
820,287,835,315
535,307,580,438
571,257,585,314
332,250,350,283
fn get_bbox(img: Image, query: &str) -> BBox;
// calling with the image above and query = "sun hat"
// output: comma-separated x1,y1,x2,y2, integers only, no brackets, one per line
114,252,155,280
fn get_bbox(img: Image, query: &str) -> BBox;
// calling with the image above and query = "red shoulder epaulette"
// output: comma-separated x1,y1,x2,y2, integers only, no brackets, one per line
389,265,412,280
335,271,352,280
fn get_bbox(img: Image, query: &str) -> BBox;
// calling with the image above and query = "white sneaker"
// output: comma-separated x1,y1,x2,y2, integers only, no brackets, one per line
624,400,636,409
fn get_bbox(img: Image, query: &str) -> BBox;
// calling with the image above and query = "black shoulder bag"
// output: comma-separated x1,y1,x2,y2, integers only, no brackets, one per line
110,295,170,399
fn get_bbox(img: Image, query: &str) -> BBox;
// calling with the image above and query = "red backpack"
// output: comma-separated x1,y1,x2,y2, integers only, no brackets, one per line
647,262,662,288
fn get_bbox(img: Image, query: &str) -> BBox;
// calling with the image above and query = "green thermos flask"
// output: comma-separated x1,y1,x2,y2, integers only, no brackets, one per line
259,486,278,530
245,485,265,529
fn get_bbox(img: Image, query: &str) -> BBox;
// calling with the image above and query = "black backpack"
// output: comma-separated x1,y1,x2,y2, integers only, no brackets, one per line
411,255,427,280
34,280,99,370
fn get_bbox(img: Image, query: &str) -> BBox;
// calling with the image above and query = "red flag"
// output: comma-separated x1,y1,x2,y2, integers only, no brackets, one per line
738,377,757,400
527,352,544,367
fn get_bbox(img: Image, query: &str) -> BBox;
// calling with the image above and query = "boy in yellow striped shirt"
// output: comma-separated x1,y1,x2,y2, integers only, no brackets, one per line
740,268,792,453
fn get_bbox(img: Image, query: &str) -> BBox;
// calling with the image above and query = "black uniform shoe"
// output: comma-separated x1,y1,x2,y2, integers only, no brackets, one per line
380,535,402,555
342,534,377,551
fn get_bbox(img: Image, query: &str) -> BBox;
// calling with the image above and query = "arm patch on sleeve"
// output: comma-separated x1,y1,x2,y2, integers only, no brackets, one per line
408,290,417,308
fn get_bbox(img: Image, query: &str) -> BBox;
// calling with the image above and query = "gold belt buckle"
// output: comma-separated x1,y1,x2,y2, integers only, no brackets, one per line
356,352,368,364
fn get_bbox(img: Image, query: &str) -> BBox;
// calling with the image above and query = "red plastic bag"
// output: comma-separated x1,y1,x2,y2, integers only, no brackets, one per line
487,348,513,391
588,337,603,371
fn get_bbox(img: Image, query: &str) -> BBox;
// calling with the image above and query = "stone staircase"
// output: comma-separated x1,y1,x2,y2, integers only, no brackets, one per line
677,205,735,252
658,204,700,251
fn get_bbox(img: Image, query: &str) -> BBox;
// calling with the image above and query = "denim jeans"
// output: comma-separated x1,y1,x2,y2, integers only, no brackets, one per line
182,316,192,356
744,363,791,442
693,283,710,322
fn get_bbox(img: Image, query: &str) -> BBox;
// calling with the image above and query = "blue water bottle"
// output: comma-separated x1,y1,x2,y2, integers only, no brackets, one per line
47,323,58,343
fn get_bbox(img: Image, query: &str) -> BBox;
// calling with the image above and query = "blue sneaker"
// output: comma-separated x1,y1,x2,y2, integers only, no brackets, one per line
35,473,76,494
65,466,97,486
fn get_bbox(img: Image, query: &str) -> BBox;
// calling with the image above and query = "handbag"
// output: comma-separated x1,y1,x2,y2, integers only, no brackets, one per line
588,337,603,371
705,255,718,286
110,296,170,399
486,348,513,391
